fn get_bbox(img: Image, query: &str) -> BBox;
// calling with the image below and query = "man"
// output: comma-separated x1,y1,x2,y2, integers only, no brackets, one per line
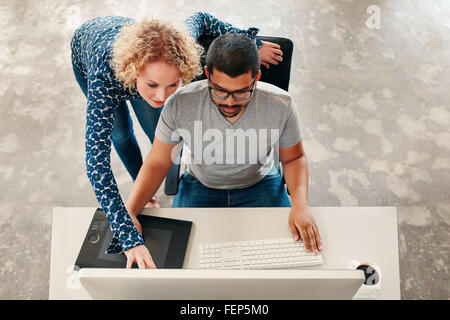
125,34,322,269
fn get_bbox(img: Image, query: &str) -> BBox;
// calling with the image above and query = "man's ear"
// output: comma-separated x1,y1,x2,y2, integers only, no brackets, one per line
255,70,261,82
204,66,209,78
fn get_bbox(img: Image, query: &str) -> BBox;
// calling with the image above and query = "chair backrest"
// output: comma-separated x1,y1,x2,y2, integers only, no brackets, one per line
193,35,294,92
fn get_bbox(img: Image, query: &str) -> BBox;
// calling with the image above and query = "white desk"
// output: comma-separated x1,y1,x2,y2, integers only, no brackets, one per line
49,207,400,300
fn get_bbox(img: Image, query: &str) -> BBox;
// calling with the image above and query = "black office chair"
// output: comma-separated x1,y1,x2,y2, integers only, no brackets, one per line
164,35,294,196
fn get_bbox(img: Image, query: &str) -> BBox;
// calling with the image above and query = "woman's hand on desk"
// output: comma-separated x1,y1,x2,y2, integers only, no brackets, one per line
124,215,157,269
288,206,323,254
124,245,156,269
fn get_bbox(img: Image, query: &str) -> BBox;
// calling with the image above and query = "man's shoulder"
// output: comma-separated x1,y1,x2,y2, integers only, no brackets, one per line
255,81,292,101
175,79,208,98
254,81,294,112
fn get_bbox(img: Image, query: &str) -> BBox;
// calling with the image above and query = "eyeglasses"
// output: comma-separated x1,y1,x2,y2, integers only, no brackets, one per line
208,78,256,101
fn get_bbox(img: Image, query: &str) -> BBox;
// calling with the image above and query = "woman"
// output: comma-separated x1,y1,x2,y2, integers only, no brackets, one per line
71,12,283,269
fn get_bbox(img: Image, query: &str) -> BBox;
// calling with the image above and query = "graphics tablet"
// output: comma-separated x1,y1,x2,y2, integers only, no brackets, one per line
75,209,192,269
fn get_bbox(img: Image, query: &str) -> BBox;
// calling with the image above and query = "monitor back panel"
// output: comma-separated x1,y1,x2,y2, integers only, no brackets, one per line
79,268,364,300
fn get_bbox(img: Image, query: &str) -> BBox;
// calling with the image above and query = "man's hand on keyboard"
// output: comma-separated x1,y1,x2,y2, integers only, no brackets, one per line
288,206,323,254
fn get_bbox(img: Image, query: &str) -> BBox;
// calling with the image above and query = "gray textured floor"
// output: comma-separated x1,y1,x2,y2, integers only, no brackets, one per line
0,0,448,299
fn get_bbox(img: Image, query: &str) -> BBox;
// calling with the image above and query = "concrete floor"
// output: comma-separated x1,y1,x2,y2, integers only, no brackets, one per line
0,0,448,299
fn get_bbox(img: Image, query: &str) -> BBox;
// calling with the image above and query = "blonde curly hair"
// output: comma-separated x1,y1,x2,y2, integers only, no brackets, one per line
111,18,203,94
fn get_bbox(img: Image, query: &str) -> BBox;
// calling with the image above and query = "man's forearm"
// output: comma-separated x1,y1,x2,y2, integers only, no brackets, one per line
126,162,169,217
281,155,309,208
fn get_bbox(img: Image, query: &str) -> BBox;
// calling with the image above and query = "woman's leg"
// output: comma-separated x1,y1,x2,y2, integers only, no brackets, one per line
111,101,143,181
130,99,184,189
172,173,228,207
129,99,163,144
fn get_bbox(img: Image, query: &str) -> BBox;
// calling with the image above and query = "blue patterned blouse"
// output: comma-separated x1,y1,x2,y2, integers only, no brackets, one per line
70,12,263,254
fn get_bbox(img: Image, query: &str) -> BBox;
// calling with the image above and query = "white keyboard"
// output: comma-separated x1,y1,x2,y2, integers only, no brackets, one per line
198,238,323,269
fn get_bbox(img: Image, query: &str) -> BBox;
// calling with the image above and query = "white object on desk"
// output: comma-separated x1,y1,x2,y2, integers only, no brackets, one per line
348,259,383,299
78,268,364,300
198,237,323,269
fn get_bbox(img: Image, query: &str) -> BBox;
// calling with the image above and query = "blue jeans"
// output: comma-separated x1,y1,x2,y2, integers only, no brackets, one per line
72,63,162,180
172,168,291,207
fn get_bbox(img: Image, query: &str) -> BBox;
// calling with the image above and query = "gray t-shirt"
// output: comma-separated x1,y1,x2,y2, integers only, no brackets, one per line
155,80,302,189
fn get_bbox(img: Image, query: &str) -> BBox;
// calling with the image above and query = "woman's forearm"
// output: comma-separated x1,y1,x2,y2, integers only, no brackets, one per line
184,12,263,48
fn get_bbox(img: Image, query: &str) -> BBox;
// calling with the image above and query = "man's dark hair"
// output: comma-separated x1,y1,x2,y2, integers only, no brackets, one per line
206,34,260,78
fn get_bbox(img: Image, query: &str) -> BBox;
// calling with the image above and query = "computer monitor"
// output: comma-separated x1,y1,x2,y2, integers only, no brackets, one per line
78,268,365,300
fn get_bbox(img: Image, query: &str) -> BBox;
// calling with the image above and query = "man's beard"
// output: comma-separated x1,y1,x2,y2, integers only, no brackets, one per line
217,103,245,118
